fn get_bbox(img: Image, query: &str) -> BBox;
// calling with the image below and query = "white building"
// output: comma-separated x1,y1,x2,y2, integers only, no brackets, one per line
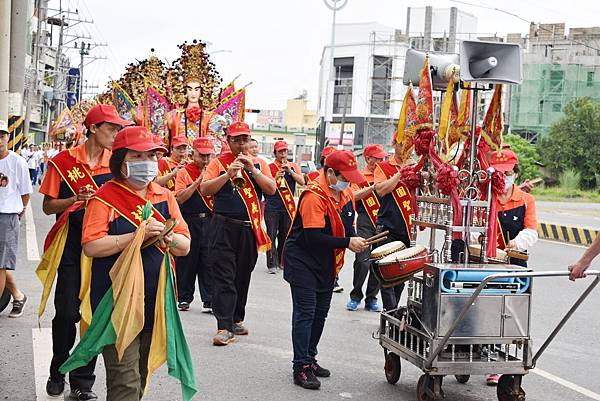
317,22,410,148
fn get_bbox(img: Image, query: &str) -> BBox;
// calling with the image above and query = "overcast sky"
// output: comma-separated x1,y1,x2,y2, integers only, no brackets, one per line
53,0,600,110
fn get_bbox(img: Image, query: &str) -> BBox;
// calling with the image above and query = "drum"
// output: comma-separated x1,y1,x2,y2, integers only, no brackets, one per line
373,245,430,287
370,241,406,261
468,244,508,264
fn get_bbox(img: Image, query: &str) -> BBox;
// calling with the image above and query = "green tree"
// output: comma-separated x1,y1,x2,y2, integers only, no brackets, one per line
539,97,600,189
503,133,541,182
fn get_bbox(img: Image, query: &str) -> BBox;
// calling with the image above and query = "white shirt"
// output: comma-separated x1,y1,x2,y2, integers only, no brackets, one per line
48,148,59,159
0,151,33,213
21,148,37,169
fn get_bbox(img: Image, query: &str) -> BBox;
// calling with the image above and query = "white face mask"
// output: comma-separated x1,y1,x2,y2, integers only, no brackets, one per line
329,177,350,192
504,175,515,190
125,160,158,187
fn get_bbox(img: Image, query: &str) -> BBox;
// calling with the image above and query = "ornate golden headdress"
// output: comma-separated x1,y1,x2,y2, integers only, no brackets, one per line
167,39,222,108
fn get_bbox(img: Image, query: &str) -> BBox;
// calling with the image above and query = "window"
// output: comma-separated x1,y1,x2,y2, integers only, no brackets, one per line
587,71,595,87
333,57,354,114
370,56,393,115
550,70,564,92
552,103,562,112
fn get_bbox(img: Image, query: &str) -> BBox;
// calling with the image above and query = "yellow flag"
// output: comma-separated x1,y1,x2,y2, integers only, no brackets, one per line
396,83,415,144
438,78,455,141
36,223,69,319
78,253,94,336
146,254,168,392
109,220,147,361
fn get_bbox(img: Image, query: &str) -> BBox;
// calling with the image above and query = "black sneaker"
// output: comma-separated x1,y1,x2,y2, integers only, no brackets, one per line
46,377,65,397
69,389,98,401
311,361,331,377
293,365,321,390
233,321,249,335
201,302,212,313
8,294,27,318
178,301,190,311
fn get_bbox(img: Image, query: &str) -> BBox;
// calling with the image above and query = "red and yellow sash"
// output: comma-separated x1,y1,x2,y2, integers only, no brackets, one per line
301,183,346,276
377,161,413,238
94,181,167,232
269,162,297,220
37,149,100,324
217,154,271,252
158,158,178,191
357,181,380,228
48,149,99,195
496,217,508,250
184,163,214,212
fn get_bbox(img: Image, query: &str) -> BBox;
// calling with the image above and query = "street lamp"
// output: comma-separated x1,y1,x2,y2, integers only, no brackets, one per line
319,0,348,154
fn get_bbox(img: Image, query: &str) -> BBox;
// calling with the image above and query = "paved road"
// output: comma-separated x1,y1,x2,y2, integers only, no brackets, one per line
537,201,600,230
1,192,599,401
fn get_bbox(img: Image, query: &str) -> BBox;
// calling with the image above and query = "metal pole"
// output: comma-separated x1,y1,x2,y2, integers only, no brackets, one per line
50,9,65,133
24,0,45,142
0,0,12,122
338,77,350,146
79,42,85,101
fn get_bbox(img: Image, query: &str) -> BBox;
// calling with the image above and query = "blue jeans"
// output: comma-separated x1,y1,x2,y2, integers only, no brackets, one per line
290,285,333,370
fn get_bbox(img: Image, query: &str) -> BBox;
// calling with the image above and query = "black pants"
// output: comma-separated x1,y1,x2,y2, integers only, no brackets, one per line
209,215,258,332
290,285,333,370
376,226,410,311
50,262,96,390
265,210,291,269
176,215,212,304
350,213,380,304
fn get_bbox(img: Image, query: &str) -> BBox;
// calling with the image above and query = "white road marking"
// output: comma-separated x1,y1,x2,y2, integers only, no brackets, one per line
25,203,40,261
539,238,588,250
32,328,53,401
533,368,600,400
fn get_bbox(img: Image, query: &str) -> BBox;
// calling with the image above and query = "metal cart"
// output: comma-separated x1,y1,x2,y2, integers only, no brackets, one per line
378,266,600,401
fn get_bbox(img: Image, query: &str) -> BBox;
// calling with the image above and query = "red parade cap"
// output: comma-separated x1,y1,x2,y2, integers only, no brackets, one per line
113,126,167,153
227,121,251,137
489,149,519,173
324,150,363,184
84,104,133,129
363,144,388,159
320,146,336,158
171,136,189,148
193,137,215,155
273,140,288,152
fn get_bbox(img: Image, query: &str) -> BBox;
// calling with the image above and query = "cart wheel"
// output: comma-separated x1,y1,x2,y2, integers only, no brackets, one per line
384,352,401,384
497,374,526,401
455,375,470,384
0,288,10,313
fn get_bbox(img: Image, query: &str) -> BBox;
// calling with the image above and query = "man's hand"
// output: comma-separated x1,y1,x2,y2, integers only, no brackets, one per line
569,259,591,281
76,187,95,202
275,170,286,178
227,161,244,178
236,154,255,170
349,237,369,253
519,180,534,193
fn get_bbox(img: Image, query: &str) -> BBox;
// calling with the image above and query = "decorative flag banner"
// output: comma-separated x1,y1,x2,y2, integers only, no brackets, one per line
112,81,137,122
215,88,246,123
445,82,472,155
218,80,236,101
414,56,434,130
438,78,455,143
143,82,174,144
395,84,417,162
49,108,75,140
481,84,504,151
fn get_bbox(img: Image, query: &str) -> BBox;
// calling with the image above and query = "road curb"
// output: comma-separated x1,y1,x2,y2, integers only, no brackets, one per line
537,222,598,246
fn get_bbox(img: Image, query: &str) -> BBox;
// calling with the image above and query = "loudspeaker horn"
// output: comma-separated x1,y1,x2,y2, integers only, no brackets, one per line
459,40,522,84
403,48,460,90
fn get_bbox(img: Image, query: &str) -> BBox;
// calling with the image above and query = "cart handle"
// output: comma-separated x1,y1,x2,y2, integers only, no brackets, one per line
424,270,600,369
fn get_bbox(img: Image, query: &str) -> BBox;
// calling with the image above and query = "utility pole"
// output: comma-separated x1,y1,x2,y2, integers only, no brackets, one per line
0,0,11,122
49,13,66,136
24,0,46,138
77,41,89,101
338,77,351,147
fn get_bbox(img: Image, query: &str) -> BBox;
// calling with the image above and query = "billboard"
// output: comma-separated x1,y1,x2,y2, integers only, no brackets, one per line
66,67,80,108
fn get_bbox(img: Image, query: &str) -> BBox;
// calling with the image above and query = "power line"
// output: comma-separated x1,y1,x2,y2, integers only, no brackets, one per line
450,0,600,52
